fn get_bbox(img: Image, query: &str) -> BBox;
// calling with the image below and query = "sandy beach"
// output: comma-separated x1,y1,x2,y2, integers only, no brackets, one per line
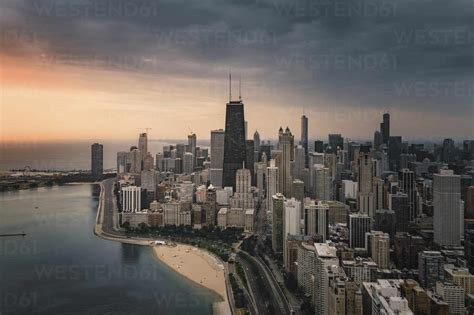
152,244,230,315
94,180,231,314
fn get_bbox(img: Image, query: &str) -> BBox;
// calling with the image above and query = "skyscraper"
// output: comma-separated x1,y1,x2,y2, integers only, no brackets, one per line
210,129,225,187
272,193,285,253
388,136,402,171
183,152,194,174
328,134,343,153
433,169,461,246
314,243,339,315
253,130,261,162
223,99,246,189
391,192,410,232
266,160,279,212
138,132,148,170
398,169,418,222
304,201,329,241
313,165,331,201
370,232,390,269
301,114,308,167
232,166,254,210
278,127,294,197
187,132,196,169
91,143,103,178
283,198,301,266
418,251,444,289
293,145,305,180
373,130,383,150
381,112,390,145
357,151,375,216
245,140,255,184
349,213,372,249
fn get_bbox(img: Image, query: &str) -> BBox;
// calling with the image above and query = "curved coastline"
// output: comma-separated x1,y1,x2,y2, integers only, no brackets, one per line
93,180,231,315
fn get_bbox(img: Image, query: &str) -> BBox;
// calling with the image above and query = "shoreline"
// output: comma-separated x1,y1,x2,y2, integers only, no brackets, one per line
151,243,231,315
94,180,231,315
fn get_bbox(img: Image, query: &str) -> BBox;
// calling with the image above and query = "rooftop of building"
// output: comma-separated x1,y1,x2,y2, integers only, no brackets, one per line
314,242,337,258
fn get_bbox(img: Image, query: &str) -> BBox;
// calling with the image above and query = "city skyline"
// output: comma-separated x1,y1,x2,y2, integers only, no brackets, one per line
1,1,473,314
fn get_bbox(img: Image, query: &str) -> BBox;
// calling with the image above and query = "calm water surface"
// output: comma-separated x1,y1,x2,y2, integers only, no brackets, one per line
0,184,217,314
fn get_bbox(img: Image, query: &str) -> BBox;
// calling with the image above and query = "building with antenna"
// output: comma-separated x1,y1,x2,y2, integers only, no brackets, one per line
223,73,247,189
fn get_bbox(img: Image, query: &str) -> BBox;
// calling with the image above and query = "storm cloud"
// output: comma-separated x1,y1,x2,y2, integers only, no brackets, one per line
1,0,473,128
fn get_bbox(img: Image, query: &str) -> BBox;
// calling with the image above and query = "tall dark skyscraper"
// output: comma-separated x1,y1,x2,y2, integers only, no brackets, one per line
314,140,324,153
223,99,247,189
381,112,390,145
245,139,255,185
301,114,308,167
91,143,103,178
328,134,343,153
398,169,418,222
389,136,402,171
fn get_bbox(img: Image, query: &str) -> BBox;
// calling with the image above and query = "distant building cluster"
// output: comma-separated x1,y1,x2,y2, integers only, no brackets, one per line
92,86,474,314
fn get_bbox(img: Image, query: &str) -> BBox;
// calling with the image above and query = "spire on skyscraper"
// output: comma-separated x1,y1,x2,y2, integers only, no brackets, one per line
229,71,232,102
239,75,242,101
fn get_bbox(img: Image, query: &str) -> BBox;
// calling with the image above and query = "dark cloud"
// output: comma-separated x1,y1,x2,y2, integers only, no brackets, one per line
1,0,472,123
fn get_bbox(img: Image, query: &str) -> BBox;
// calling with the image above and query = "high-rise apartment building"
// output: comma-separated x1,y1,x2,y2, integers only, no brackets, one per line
328,134,343,153
301,114,308,167
183,152,194,174
357,152,374,216
187,132,196,169
433,169,461,246
266,160,279,212
314,243,339,315
314,165,331,201
418,251,444,289
91,143,103,177
398,169,418,222
210,129,225,187
231,166,254,210
278,127,294,198
121,186,141,212
349,213,372,249
370,231,390,269
435,282,465,315
283,198,301,267
272,193,285,253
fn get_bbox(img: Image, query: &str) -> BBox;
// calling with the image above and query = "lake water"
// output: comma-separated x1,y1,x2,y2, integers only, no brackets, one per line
0,184,217,314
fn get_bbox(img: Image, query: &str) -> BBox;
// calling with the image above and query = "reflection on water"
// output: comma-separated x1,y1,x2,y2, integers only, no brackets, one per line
0,184,217,315
121,243,141,263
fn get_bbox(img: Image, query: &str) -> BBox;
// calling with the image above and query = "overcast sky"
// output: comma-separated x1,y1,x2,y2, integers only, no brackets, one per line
1,0,472,142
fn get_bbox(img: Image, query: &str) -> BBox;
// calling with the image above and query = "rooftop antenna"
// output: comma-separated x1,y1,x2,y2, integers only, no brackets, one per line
239,75,242,101
229,71,232,102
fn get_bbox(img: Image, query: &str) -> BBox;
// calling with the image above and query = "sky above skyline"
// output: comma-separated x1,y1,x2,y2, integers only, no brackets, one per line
1,0,473,142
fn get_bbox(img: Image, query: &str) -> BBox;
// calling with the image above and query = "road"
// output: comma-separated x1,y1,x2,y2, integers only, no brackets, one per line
252,199,301,315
